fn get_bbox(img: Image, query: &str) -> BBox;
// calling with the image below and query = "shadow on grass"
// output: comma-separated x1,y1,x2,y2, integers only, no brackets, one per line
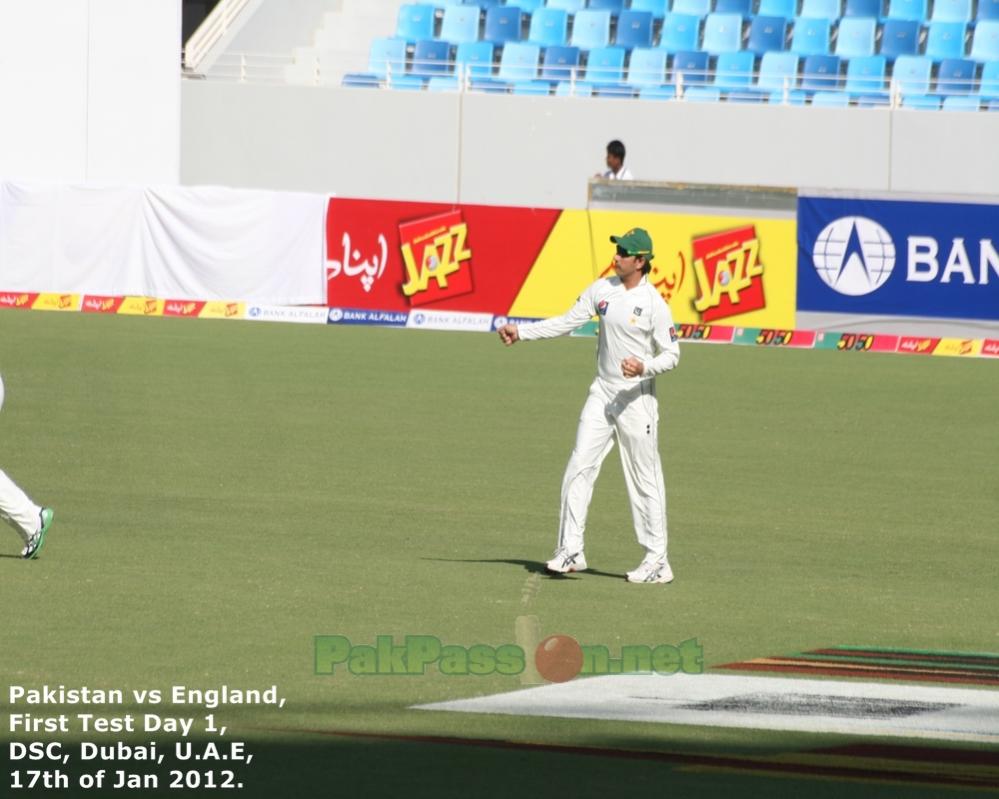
421,557,626,580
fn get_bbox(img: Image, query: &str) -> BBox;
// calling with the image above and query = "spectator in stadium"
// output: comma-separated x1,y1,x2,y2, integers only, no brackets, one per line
0,375,54,559
598,140,633,180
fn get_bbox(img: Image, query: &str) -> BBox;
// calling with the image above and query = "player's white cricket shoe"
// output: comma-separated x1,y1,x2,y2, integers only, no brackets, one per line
545,549,587,574
22,507,54,560
626,557,673,584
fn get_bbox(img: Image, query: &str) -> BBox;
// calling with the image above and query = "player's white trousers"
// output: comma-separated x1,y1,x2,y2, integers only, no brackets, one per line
0,468,41,544
557,378,668,559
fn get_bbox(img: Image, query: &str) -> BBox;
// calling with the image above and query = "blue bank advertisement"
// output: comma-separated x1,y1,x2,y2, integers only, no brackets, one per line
797,195,999,321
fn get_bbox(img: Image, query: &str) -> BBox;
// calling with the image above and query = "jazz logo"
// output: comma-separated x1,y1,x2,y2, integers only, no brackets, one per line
691,226,765,323
399,210,474,307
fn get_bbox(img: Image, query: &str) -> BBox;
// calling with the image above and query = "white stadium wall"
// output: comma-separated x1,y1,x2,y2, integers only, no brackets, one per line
0,0,181,185
181,81,999,207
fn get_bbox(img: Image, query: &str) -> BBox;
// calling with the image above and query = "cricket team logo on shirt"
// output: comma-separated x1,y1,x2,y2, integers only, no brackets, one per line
690,225,766,322
597,300,609,316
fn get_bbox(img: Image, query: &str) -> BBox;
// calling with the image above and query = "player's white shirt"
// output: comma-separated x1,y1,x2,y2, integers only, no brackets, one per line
600,166,634,180
518,275,679,387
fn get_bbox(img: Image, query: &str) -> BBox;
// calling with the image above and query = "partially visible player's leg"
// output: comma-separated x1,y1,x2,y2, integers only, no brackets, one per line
551,382,615,566
0,467,42,546
615,387,672,583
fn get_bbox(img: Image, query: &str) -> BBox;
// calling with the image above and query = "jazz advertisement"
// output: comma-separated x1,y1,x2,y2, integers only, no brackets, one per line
326,198,796,328
798,194,999,321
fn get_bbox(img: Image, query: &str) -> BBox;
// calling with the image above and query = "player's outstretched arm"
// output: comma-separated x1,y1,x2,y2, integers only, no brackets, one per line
498,323,520,346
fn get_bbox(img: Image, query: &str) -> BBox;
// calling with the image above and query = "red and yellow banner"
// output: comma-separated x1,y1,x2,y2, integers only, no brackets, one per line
326,198,563,314
326,199,796,329
585,210,796,329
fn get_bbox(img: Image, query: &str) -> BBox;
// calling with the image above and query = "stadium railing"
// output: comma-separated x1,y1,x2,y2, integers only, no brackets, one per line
194,49,999,111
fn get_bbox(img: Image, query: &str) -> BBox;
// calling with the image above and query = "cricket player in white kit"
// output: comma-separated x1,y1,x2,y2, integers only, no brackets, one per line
0,373,54,559
498,228,679,584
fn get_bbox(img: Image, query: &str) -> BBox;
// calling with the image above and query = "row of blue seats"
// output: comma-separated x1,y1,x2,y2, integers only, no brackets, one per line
382,17,999,63
343,68,999,109
349,40,999,96
412,0,999,20
396,7,999,60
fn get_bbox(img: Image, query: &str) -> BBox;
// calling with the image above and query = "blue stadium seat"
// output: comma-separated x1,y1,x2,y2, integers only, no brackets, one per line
925,22,968,61
484,6,524,44
791,17,832,55
659,14,702,53
469,77,511,92
941,95,981,108
770,88,809,101
412,40,452,76
843,0,883,18
571,10,612,49
546,0,585,11
455,41,494,77
971,21,999,62
799,0,840,18
555,80,594,95
844,54,887,92
513,0,544,8
639,84,678,99
892,54,933,94
512,80,552,94
585,46,627,82
728,89,769,101
528,8,569,46
672,50,711,83
885,0,927,21
427,76,461,91
978,0,999,21
588,0,626,13
979,60,999,96
702,13,744,54
498,42,541,80
630,0,670,19
388,74,428,90
835,17,877,57
930,0,971,22
747,15,788,54
856,92,891,104
759,0,798,18
368,37,408,78
683,86,722,100
396,4,437,41
541,45,581,80
671,0,712,19
342,72,382,88
440,5,481,44
801,53,842,89
594,83,637,97
466,0,501,6
714,0,754,19
812,89,852,103
615,10,654,49
627,47,669,85
713,50,756,89
880,19,921,60
935,57,976,92
757,50,800,90
901,94,942,107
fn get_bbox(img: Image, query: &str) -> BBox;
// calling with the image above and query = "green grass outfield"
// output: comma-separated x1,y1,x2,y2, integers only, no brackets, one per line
1,310,996,797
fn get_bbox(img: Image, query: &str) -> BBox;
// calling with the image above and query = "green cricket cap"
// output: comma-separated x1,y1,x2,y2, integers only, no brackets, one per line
610,228,654,260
